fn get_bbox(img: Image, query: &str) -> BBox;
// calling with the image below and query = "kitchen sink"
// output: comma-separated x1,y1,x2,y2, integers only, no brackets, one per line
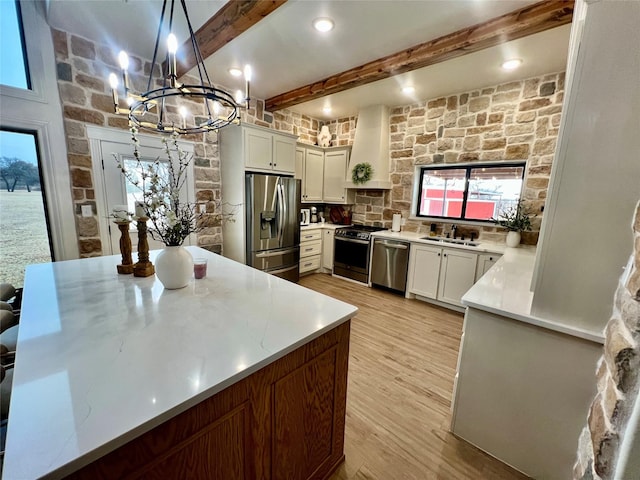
420,236,479,247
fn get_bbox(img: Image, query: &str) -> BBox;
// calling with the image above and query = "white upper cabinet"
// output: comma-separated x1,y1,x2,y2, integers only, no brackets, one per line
297,146,324,203
323,149,350,203
240,124,297,174
296,144,354,204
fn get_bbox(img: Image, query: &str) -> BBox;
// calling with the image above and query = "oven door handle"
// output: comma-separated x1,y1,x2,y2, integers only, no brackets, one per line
335,237,370,245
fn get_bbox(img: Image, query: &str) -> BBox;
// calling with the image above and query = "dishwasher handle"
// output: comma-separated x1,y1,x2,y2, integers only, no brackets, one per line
374,239,408,250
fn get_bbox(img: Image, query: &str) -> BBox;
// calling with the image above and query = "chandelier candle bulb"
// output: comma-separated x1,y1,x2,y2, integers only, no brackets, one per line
118,51,129,97
179,106,188,129
167,33,178,87
244,64,252,103
108,73,119,109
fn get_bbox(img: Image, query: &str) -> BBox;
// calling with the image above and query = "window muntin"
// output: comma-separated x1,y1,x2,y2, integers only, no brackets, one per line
0,0,31,90
416,163,526,222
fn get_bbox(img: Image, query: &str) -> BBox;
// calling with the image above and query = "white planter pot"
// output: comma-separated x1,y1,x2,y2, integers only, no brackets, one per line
155,246,193,289
506,231,521,248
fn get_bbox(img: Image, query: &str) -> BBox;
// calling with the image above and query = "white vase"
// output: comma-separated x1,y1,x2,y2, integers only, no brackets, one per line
506,231,521,248
155,246,193,289
317,125,331,147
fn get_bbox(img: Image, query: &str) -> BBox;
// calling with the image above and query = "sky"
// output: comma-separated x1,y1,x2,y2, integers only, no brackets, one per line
0,131,38,165
0,0,29,89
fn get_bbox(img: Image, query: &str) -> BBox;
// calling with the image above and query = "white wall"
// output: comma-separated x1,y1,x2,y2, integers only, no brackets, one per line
531,0,640,331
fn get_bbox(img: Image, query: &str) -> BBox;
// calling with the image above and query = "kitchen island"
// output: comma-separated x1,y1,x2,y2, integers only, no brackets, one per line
3,247,356,480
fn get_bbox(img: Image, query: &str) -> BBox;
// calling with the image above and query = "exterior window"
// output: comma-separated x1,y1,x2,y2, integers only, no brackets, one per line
416,162,526,222
0,0,31,89
0,129,53,287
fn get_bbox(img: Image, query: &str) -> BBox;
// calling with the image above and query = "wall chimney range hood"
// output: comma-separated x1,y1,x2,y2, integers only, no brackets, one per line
345,105,392,189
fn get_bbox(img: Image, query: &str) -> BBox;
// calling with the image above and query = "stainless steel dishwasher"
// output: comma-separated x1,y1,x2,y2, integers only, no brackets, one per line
370,238,410,293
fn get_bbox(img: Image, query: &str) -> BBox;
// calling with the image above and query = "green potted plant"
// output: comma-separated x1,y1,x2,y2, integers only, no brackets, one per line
491,199,536,247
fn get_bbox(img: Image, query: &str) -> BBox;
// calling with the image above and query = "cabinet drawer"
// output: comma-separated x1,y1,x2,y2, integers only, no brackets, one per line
300,255,321,273
300,240,322,258
301,230,322,242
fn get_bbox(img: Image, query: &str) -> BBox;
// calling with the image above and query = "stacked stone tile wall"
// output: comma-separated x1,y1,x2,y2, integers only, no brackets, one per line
574,203,640,479
51,28,319,257
318,73,564,245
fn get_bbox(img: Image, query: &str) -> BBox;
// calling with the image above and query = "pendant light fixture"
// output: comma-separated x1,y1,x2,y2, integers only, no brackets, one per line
107,0,251,135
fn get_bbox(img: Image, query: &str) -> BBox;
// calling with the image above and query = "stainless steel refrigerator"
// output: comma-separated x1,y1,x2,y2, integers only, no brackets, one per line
245,173,301,282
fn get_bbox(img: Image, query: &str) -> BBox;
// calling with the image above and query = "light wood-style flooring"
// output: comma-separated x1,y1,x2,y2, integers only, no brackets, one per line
299,273,529,480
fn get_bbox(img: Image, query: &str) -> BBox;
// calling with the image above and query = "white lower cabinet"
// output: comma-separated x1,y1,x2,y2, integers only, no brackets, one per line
476,253,501,281
321,228,335,271
437,249,478,307
407,245,441,298
408,244,494,308
300,229,322,274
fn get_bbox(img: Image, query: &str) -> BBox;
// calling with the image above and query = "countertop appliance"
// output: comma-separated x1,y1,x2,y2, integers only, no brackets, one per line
370,238,410,293
310,206,318,223
300,208,310,225
246,173,301,282
333,225,387,284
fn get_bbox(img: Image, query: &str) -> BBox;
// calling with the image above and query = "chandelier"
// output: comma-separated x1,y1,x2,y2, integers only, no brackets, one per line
107,0,251,135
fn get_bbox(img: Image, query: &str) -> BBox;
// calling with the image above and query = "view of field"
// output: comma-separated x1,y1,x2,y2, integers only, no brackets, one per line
0,190,52,288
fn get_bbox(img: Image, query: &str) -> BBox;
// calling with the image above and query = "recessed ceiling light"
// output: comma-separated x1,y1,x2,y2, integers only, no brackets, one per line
228,67,242,77
313,17,334,33
323,106,332,114
402,86,415,95
501,59,523,71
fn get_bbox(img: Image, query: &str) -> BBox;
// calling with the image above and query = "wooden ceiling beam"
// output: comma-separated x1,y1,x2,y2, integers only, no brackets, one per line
265,0,574,112
176,0,287,78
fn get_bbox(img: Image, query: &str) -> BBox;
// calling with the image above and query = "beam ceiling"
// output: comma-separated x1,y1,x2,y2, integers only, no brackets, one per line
176,0,288,78
265,0,574,112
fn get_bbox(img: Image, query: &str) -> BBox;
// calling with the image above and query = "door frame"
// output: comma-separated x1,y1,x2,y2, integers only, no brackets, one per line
87,125,196,255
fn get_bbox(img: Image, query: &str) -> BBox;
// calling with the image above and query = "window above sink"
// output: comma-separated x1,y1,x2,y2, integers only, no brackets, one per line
413,162,526,223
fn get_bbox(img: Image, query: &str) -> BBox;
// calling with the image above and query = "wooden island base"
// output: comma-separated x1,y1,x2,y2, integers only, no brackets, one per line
65,321,350,480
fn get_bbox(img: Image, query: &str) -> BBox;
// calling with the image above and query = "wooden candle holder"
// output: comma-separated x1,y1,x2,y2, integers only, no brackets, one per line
115,221,134,274
134,217,155,277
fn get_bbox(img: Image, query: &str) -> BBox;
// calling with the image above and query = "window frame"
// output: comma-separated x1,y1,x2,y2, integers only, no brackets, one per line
413,161,527,224
1,0,79,260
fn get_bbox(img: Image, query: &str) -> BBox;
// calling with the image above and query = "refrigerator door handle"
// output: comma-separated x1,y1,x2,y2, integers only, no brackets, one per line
255,247,298,258
277,181,286,248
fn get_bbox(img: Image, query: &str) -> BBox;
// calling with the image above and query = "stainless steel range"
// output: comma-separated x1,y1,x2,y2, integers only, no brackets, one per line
333,225,387,284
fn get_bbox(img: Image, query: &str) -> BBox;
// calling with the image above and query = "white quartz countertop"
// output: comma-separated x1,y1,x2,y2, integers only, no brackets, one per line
370,230,507,254
461,247,605,344
3,247,357,480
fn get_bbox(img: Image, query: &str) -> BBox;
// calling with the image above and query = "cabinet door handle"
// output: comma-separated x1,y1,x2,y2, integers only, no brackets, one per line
444,254,447,257
489,257,493,261
437,253,441,257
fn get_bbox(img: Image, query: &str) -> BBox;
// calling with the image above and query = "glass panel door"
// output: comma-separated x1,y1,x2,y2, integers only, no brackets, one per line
0,129,52,287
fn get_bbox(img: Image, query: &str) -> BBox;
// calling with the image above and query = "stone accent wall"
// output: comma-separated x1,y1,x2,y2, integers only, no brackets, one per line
321,73,565,245
51,28,320,256
574,203,640,479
